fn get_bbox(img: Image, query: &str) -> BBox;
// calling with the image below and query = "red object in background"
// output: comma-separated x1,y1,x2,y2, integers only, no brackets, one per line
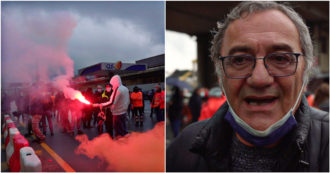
9,134,29,172
130,92,143,108
5,123,16,148
4,116,11,121
151,92,162,108
159,90,165,109
199,96,227,121
307,94,314,107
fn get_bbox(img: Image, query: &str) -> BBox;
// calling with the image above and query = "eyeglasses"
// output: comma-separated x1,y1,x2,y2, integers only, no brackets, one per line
218,52,302,79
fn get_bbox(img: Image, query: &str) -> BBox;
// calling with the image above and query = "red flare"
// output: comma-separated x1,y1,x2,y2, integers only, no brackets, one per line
75,92,91,105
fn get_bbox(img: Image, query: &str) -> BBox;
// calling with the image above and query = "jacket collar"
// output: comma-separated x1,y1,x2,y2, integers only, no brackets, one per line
189,96,311,171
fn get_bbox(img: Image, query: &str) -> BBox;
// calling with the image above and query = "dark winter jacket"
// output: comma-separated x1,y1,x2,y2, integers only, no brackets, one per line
166,97,329,172
188,91,202,123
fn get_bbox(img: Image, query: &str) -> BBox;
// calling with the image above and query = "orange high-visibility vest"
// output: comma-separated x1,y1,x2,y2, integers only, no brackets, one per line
199,96,227,121
159,90,165,109
152,92,161,108
307,94,314,107
130,92,143,107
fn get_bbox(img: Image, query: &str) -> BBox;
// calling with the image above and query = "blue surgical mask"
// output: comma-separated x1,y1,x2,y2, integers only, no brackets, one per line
221,79,306,146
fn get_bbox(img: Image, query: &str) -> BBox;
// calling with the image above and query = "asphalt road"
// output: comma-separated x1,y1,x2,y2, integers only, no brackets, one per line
2,100,159,172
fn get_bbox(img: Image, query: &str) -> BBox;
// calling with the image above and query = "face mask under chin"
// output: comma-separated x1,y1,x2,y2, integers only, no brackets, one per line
221,78,306,143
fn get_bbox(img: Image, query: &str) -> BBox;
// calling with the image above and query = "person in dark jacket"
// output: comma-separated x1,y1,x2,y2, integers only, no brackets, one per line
102,84,114,137
168,86,184,137
188,88,202,123
313,83,329,112
167,2,329,172
94,85,104,133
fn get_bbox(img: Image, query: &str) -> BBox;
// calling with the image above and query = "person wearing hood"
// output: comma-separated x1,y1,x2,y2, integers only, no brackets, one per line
167,2,328,172
93,75,129,138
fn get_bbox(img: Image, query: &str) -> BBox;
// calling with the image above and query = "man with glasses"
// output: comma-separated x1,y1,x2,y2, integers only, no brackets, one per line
167,2,329,172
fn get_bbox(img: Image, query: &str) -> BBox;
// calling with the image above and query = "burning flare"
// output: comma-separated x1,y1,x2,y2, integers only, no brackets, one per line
75,92,91,105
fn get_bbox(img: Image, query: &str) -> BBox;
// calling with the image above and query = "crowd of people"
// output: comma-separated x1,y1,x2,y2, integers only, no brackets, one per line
1,75,165,142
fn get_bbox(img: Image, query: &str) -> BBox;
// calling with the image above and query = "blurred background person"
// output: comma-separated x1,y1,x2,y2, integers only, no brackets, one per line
151,85,162,120
168,86,183,137
188,87,202,123
198,87,227,121
313,83,329,112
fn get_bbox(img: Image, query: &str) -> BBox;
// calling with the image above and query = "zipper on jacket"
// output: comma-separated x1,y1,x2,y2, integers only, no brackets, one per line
297,141,310,168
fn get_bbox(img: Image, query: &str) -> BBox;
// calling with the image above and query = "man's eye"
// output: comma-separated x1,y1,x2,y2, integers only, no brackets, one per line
231,56,249,65
275,56,289,62
269,55,292,64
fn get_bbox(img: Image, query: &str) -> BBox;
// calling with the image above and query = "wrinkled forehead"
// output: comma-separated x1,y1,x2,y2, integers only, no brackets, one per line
222,9,301,54
234,10,297,33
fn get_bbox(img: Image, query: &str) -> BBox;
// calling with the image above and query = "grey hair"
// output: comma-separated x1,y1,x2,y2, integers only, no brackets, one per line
210,1,314,87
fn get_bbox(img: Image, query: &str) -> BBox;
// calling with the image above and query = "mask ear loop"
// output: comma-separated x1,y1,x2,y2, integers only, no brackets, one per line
290,78,307,118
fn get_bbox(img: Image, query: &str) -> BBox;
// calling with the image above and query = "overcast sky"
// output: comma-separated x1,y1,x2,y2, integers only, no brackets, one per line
1,1,165,75
165,30,197,77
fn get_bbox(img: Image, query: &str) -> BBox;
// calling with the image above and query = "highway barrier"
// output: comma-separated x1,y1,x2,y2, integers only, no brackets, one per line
4,120,16,147
9,134,30,172
3,115,43,171
6,128,20,164
2,115,11,131
20,147,42,172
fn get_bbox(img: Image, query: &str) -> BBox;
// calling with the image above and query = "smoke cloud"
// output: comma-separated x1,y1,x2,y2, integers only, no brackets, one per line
1,8,87,102
2,9,76,82
75,122,165,172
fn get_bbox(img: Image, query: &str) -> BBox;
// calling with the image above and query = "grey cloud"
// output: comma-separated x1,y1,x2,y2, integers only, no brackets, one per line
2,1,164,76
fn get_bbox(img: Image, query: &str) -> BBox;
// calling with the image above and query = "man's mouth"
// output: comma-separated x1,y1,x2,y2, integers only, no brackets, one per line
245,96,278,106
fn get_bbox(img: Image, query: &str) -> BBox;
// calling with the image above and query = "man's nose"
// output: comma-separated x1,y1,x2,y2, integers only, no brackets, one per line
246,59,274,88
